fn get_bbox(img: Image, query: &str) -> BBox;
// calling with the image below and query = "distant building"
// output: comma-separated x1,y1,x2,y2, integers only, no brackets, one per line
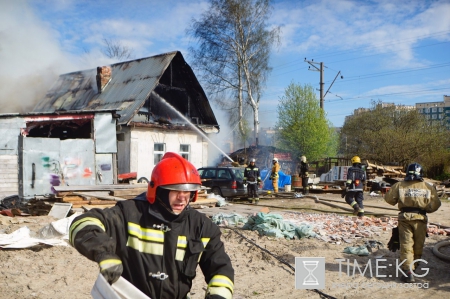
345,102,415,124
416,95,450,128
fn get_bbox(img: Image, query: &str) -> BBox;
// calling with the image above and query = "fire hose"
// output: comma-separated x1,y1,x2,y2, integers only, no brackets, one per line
432,239,450,262
228,227,337,299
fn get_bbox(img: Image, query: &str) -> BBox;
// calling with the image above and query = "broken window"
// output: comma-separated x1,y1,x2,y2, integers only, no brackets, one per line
25,119,92,140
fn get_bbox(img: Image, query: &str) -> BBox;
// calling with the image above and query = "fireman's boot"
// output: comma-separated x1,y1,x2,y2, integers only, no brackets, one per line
351,202,360,215
401,271,415,283
254,198,259,205
357,209,365,218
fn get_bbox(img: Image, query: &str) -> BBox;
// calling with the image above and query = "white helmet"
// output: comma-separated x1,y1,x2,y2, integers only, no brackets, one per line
301,156,306,162
250,158,256,163
273,158,278,162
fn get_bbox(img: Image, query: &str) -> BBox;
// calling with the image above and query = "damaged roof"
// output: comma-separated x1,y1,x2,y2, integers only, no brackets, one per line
32,51,219,128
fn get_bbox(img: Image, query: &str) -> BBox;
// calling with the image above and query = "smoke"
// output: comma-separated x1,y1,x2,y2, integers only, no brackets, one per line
0,1,79,113
207,102,236,166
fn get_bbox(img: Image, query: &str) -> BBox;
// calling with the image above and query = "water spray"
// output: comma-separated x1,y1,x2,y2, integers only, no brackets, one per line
150,91,234,162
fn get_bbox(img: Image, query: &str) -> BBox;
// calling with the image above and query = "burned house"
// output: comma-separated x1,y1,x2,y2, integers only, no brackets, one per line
0,51,219,200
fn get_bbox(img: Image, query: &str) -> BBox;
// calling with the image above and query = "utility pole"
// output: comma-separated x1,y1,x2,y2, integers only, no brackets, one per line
304,58,343,110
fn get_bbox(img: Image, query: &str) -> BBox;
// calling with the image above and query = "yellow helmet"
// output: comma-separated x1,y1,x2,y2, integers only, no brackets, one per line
351,156,361,164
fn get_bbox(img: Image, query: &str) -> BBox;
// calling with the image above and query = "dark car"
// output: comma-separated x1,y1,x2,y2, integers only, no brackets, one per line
197,167,247,198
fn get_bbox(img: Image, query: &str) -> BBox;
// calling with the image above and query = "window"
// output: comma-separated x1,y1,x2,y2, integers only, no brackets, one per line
180,144,190,160
432,107,437,113
439,107,443,112
154,143,165,164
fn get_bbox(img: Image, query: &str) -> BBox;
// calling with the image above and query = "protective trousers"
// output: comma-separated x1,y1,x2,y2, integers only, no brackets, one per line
345,191,364,210
398,218,427,271
301,177,309,194
272,178,279,193
247,183,258,202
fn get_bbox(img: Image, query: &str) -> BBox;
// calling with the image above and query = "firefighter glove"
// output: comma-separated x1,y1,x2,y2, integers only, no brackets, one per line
387,226,400,252
99,258,123,284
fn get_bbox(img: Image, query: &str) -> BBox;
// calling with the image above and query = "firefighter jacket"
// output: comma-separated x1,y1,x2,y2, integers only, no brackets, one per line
346,165,366,191
271,162,280,179
299,162,309,178
69,192,234,299
244,165,261,183
385,180,441,221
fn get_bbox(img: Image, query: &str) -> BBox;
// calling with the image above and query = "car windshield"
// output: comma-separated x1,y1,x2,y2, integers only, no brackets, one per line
232,168,245,180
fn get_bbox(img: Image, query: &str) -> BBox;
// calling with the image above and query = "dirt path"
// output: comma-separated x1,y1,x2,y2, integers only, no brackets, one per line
1,192,449,299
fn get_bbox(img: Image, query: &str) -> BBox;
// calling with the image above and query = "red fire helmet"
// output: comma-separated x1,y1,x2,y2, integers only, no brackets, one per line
146,152,202,204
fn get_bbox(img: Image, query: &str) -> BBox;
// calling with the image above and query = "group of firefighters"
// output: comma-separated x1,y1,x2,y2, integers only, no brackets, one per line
68,152,441,299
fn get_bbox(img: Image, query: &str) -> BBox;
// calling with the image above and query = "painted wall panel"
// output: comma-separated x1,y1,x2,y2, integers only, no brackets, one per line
95,154,114,184
60,139,96,186
20,137,61,197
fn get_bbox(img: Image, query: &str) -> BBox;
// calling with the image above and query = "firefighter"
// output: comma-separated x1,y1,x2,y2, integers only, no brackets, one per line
243,158,261,204
69,152,234,299
385,162,441,283
344,156,366,217
270,158,280,193
299,155,309,195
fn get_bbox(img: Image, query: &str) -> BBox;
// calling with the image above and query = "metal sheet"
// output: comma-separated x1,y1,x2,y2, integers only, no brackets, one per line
31,51,219,128
48,202,72,219
20,137,61,198
0,117,26,155
60,139,95,186
94,113,117,153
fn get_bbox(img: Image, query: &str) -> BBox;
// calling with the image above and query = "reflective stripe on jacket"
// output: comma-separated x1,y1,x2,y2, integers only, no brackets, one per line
69,192,234,299
244,165,261,182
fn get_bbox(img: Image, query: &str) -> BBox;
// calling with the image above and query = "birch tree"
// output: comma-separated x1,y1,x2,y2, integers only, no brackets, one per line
188,0,280,146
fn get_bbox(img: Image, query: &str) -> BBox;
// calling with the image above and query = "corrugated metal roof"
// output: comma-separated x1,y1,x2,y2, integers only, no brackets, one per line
32,51,217,127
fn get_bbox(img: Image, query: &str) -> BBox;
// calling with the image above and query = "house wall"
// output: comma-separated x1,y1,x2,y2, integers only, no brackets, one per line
117,127,208,181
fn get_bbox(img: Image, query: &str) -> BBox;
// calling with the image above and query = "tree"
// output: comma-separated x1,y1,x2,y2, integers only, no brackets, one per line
276,83,337,162
101,38,133,61
188,0,280,146
340,100,450,174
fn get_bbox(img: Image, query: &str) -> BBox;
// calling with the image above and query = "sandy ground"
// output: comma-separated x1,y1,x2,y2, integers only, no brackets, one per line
1,192,449,299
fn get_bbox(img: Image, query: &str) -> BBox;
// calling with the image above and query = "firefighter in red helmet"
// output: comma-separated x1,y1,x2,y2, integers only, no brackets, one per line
69,152,234,299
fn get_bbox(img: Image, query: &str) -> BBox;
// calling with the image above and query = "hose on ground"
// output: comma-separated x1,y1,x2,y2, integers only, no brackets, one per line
432,239,450,262
228,227,337,299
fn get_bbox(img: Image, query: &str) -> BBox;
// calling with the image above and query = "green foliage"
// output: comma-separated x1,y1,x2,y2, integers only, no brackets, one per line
434,172,450,181
340,100,450,172
275,82,337,161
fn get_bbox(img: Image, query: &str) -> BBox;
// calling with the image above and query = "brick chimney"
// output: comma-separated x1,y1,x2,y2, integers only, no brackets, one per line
96,66,112,93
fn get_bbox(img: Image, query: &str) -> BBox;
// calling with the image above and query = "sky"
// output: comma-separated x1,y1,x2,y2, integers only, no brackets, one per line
1,0,449,129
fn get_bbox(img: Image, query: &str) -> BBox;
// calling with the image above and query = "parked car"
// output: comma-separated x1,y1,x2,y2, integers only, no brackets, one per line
197,166,247,198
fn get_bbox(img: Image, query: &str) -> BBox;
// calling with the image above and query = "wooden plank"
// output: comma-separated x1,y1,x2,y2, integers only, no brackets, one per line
53,184,148,192
89,200,118,205
61,195,86,202
73,192,127,201
109,188,147,196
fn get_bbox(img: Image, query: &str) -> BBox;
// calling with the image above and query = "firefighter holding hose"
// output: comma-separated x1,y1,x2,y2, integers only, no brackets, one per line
69,152,234,299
